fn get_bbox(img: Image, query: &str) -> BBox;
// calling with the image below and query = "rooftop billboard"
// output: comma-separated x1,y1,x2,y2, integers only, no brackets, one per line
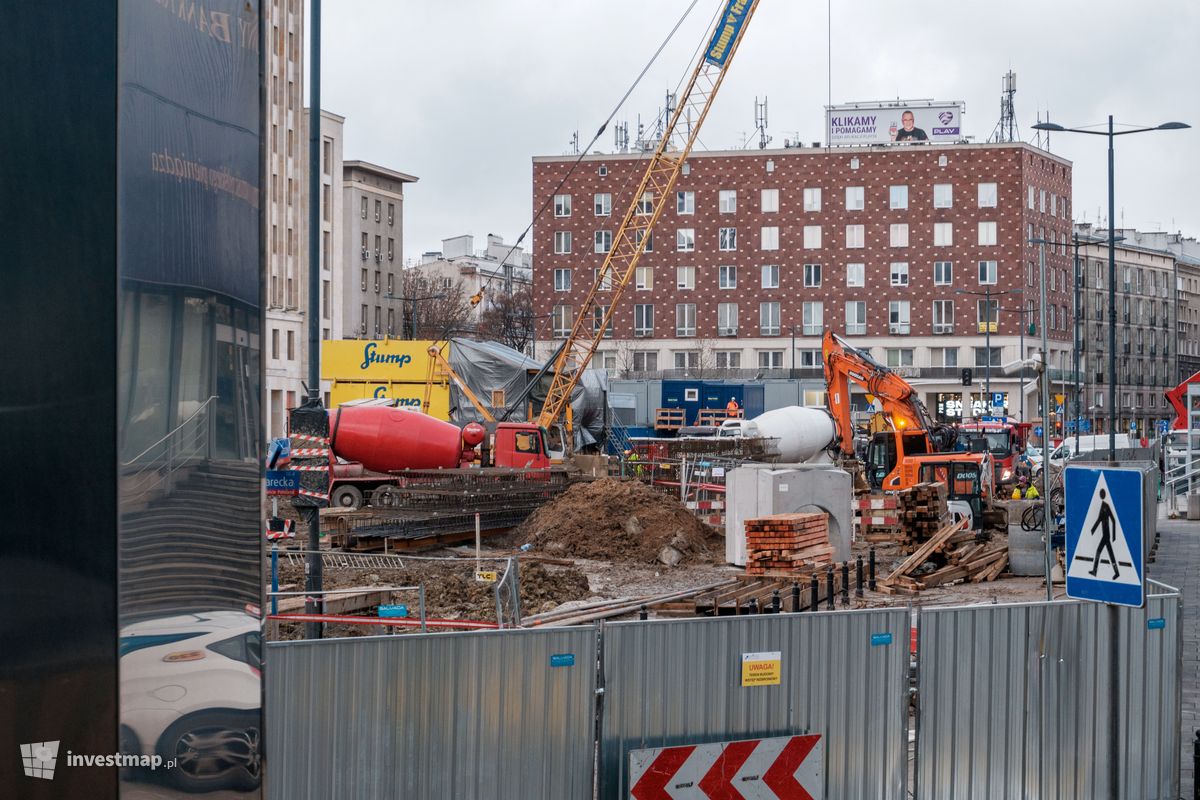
826,102,965,146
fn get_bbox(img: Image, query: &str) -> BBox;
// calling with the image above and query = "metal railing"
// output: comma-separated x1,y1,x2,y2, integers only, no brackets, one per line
119,395,216,502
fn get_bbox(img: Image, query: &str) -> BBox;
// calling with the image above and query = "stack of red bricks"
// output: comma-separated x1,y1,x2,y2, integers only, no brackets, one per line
744,512,832,575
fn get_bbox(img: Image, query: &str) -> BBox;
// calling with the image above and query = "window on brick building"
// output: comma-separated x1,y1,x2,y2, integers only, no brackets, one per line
552,305,573,338
845,224,864,249
934,261,953,285
978,182,998,208
594,193,611,216
803,225,822,249
676,304,697,337
677,266,695,290
760,302,781,336
554,194,571,217
934,222,953,247
886,348,914,368
803,263,821,287
674,351,699,370
845,186,864,211
677,191,695,215
889,300,911,334
845,301,866,335
932,347,959,367
803,187,821,212
634,304,654,337
761,264,779,289
978,260,998,285
933,300,955,334
889,185,908,210
890,262,909,286
632,351,657,371
716,350,742,369
635,266,653,290
554,231,571,254
717,303,739,336
719,227,737,251
890,223,909,248
978,221,997,246
933,183,953,208
594,230,612,253
553,268,571,291
761,226,779,250
761,188,779,213
676,228,695,252
719,265,737,289
758,350,784,369
802,301,823,335
719,189,737,213
846,263,865,287
636,192,654,215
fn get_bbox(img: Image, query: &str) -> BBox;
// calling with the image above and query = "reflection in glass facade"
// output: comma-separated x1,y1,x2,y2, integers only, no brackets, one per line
116,0,263,795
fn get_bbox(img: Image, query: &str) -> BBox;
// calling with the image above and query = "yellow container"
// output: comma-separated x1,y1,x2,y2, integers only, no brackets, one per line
322,339,452,420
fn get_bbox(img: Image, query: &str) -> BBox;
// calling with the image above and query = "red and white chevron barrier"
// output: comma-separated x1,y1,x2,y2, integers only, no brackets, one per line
629,734,822,800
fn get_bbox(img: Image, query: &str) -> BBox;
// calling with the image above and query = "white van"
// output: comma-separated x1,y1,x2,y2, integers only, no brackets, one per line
1034,434,1133,475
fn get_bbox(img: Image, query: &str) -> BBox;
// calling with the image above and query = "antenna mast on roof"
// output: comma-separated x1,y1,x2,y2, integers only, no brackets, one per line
614,120,629,153
754,96,772,149
988,70,1019,143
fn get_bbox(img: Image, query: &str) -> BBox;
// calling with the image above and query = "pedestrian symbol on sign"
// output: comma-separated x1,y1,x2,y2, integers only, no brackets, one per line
1064,466,1144,607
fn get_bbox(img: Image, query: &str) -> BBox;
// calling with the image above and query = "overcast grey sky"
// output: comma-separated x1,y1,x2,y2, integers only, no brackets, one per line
319,0,1199,261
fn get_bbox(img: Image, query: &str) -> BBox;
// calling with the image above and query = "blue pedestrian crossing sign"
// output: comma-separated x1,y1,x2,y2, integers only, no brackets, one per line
1064,466,1144,607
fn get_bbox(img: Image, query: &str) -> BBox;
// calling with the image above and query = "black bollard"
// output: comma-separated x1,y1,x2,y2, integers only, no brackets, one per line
791,581,800,613
826,565,835,610
841,561,850,605
810,573,819,612
748,597,759,615
869,547,877,591
639,604,648,621
856,555,864,598
771,589,781,614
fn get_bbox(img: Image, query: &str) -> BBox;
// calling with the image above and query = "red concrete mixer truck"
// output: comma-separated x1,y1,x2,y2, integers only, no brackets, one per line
325,400,551,509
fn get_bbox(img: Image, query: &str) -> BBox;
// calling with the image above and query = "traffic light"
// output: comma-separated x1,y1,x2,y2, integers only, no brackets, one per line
961,368,973,386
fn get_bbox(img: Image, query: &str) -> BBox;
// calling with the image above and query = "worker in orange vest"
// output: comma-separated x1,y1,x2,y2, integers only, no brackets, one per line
726,397,740,418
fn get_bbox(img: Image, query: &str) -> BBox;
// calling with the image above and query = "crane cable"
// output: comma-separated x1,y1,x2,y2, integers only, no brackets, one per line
435,0,710,346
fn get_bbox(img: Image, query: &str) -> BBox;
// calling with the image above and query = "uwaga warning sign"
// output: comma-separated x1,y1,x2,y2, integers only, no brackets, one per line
741,651,782,687
1064,467,1145,608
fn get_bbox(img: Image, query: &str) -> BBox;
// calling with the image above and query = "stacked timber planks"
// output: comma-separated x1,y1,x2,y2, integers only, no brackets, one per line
879,517,1007,593
744,512,832,576
858,483,951,552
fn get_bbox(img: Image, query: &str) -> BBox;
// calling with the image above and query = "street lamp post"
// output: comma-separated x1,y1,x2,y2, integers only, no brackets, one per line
1029,238,1053,603
1032,116,1189,460
956,287,1022,417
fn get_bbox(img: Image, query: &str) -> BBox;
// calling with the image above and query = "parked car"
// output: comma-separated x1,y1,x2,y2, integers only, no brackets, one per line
120,610,262,792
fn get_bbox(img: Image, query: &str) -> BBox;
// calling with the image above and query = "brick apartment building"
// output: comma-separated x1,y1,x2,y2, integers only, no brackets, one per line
532,142,1075,423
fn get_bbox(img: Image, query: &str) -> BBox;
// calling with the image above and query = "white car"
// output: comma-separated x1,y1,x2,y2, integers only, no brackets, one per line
120,610,262,792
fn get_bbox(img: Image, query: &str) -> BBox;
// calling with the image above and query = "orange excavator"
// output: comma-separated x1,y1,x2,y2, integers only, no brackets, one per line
823,331,989,498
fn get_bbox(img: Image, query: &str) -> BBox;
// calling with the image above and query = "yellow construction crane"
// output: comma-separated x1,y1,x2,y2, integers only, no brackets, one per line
534,0,761,437
423,343,496,422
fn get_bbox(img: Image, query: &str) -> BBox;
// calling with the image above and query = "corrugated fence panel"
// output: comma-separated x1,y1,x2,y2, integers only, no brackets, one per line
266,626,597,800
599,608,910,800
916,595,1181,800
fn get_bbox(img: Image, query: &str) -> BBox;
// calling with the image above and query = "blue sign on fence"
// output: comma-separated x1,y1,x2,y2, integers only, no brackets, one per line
549,653,576,668
265,469,301,495
378,604,409,618
1064,466,1145,608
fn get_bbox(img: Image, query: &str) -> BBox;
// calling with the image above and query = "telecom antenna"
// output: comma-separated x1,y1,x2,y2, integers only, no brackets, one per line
569,130,580,155
614,121,629,153
754,96,772,149
988,71,1019,143
663,91,677,147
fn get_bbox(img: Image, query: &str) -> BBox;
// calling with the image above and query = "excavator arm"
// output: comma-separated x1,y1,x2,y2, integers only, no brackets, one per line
822,330,931,453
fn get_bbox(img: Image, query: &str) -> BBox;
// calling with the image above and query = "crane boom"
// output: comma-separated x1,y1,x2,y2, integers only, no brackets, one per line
536,0,761,431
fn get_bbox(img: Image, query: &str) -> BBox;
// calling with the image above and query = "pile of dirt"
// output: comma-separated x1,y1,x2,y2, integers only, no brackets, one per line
512,478,719,565
274,560,590,623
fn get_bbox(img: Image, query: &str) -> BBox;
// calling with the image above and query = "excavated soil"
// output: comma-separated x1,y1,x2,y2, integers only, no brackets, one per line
511,478,721,565
274,560,590,624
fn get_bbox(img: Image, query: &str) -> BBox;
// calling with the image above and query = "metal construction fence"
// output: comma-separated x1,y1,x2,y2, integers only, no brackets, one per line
266,590,1182,800
598,608,910,800
916,583,1182,800
266,626,598,799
